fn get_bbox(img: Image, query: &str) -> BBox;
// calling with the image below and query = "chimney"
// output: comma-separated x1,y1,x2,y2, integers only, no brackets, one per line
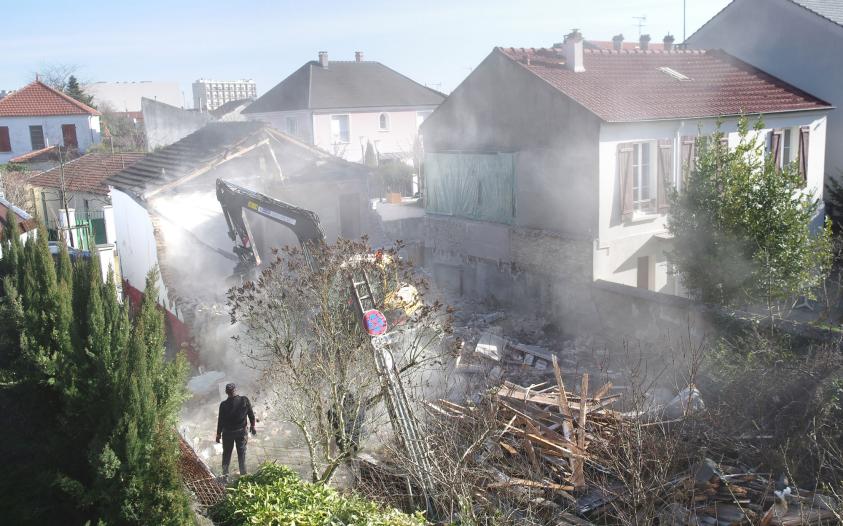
663,34,675,52
354,51,364,62
612,34,624,51
318,51,329,68
639,34,651,51
563,29,585,72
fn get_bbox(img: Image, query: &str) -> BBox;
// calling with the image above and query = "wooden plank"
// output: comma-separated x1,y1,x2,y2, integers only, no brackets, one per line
573,373,588,489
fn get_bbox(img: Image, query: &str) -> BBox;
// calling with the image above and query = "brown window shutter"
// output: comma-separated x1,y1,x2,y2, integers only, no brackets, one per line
618,143,634,220
771,129,783,169
798,127,810,185
0,127,9,152
657,139,674,211
681,136,696,182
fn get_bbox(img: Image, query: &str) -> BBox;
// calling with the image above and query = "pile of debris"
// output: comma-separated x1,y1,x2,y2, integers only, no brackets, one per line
178,435,225,507
427,365,840,525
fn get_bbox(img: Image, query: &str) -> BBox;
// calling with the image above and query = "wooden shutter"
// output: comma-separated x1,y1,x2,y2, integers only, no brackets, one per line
618,143,634,220
0,127,10,152
657,139,674,211
681,136,696,182
770,130,783,169
798,127,810,185
62,124,78,149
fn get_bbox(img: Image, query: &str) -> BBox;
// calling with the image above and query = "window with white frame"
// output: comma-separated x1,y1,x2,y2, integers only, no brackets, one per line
330,114,350,143
783,128,793,165
378,112,390,131
632,142,653,211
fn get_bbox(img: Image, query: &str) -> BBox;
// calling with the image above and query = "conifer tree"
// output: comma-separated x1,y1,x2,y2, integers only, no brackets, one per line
65,75,95,107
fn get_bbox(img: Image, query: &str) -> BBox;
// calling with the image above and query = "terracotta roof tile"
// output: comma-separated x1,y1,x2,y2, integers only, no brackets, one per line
497,47,832,122
9,145,60,163
0,80,101,117
29,152,145,195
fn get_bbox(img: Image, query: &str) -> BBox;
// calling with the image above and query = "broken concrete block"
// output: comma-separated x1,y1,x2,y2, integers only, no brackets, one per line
475,330,507,361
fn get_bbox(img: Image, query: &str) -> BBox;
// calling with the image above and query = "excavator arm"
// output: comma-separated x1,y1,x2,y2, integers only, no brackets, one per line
216,178,325,277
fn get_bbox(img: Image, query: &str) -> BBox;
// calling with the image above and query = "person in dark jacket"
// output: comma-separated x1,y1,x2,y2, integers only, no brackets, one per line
216,383,256,477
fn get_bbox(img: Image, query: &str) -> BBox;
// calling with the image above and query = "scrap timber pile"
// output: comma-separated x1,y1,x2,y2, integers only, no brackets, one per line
178,435,226,507
427,362,840,525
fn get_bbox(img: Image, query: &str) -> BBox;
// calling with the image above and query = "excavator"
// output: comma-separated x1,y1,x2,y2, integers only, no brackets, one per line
216,179,436,514
216,178,325,277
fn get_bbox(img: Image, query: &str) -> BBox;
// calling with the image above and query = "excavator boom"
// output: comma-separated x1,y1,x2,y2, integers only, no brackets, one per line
216,178,325,276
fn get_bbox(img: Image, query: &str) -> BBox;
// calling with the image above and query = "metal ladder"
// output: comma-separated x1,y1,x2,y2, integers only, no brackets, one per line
348,271,436,516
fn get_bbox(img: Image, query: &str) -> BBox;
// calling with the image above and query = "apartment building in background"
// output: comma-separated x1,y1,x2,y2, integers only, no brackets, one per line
192,79,257,111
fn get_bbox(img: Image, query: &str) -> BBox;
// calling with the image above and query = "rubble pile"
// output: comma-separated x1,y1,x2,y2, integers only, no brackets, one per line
427,373,840,526
178,435,225,506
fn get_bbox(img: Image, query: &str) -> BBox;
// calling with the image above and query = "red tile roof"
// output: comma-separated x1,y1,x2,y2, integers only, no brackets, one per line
497,47,832,122
0,80,101,117
9,145,60,163
29,152,145,195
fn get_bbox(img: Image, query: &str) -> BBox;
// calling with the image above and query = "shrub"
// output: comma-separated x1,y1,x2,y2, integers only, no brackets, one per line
211,463,425,526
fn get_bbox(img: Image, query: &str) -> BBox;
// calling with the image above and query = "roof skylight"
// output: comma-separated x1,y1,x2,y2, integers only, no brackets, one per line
658,66,691,81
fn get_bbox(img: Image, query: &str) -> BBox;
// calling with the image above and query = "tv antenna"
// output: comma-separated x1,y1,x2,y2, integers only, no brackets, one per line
633,16,647,37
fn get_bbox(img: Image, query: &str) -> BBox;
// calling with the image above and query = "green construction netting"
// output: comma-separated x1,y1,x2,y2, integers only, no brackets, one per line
424,152,515,224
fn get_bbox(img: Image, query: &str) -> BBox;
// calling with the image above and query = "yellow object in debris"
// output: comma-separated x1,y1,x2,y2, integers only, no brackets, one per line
385,284,422,316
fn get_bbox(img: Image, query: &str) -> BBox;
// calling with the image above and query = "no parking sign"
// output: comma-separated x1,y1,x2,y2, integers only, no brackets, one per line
363,309,388,336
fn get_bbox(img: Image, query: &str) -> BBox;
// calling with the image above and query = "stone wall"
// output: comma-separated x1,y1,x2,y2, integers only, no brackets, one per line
422,214,718,347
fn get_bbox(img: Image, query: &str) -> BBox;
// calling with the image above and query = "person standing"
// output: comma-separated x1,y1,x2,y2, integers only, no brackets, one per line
216,383,256,478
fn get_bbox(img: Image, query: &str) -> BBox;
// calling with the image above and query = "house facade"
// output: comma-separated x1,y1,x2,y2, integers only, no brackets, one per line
0,81,101,164
244,52,443,164
419,39,830,335
27,152,144,249
687,0,843,185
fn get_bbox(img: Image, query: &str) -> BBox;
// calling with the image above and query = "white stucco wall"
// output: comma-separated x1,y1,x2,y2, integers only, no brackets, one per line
312,107,435,163
248,106,436,163
0,114,101,163
85,81,182,112
110,188,170,307
687,0,843,184
246,110,313,143
594,111,828,294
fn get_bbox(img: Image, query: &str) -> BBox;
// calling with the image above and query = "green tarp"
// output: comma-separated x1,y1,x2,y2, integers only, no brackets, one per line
424,152,515,224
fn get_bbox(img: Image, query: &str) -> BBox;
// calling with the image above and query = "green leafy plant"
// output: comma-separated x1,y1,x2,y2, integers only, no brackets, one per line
667,117,833,309
211,462,425,526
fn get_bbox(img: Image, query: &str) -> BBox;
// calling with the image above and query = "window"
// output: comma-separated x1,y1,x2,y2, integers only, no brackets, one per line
330,115,350,143
29,125,45,150
286,117,298,136
783,128,793,165
0,126,10,152
416,110,433,128
632,142,652,211
378,112,390,130
62,124,78,149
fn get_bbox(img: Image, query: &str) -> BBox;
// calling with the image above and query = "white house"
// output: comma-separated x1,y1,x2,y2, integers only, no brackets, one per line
419,36,830,309
243,51,444,164
687,0,843,188
0,80,101,164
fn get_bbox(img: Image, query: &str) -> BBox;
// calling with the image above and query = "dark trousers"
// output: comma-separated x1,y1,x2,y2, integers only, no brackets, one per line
221,428,248,476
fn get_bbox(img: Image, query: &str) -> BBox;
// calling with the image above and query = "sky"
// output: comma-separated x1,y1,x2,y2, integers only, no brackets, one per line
2,0,731,106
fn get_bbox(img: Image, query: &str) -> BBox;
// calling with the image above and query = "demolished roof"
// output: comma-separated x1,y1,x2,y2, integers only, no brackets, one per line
29,152,145,195
107,121,367,198
496,47,832,122
244,60,444,113
0,80,101,117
